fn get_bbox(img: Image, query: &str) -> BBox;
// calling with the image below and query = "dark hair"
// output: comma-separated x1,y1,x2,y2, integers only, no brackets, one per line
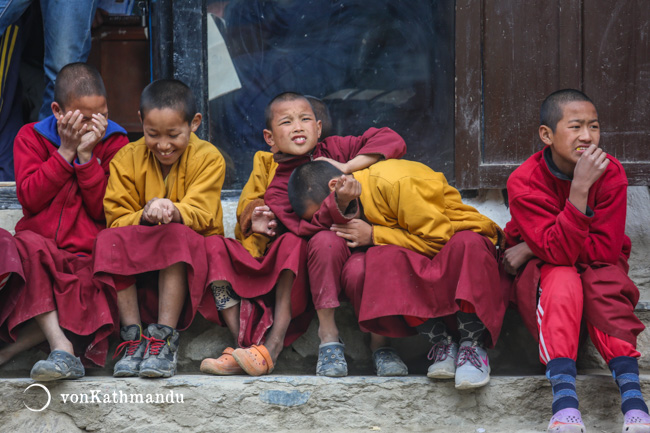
288,160,344,218
540,89,595,132
305,96,332,139
53,63,106,109
264,91,313,129
139,79,197,124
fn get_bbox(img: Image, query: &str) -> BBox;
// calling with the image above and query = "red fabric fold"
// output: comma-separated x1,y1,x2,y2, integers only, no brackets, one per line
342,231,507,348
0,230,117,366
201,232,312,347
93,223,208,331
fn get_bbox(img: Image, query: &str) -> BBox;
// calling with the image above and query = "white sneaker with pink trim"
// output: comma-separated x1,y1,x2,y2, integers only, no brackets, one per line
454,340,490,389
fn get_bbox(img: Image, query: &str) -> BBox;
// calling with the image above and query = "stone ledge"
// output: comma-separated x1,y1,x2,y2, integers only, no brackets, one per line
2,186,650,388
1,374,644,432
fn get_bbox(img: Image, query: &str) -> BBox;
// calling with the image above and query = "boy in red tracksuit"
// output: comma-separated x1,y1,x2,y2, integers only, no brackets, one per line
504,89,650,432
0,63,128,379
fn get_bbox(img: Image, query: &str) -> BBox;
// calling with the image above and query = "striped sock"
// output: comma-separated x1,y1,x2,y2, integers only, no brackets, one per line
609,356,649,415
546,358,579,414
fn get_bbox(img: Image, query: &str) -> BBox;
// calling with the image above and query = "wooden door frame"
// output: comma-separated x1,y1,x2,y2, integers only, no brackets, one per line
454,0,648,189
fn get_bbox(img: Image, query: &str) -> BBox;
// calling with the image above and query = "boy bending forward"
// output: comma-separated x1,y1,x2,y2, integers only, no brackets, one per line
288,159,506,387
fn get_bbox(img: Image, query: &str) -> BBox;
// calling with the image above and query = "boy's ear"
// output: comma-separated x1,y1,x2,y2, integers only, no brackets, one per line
138,110,143,124
51,102,64,119
539,125,554,146
327,177,339,192
263,128,280,153
263,128,274,146
190,113,202,132
316,119,322,139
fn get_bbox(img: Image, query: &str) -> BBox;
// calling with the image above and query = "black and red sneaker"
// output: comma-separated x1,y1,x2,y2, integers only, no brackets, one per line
113,324,147,377
138,324,180,378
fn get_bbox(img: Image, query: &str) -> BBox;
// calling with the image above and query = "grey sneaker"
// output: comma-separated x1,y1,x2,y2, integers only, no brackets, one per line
113,324,147,377
30,350,85,381
316,341,348,377
372,347,408,376
138,324,180,378
426,336,459,379
455,340,490,389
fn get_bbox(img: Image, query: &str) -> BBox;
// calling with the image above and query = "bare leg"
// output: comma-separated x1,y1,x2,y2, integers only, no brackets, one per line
220,304,241,344
369,333,389,352
33,310,74,354
117,283,141,326
158,262,187,329
317,308,339,345
265,270,294,363
0,319,46,365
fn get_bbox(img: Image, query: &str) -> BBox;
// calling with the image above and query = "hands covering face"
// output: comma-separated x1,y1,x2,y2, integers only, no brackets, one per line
57,110,108,163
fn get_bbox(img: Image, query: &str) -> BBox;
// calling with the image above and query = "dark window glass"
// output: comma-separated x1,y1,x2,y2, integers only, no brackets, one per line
208,0,454,188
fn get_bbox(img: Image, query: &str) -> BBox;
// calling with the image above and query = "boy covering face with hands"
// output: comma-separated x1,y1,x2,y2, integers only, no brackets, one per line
0,62,128,380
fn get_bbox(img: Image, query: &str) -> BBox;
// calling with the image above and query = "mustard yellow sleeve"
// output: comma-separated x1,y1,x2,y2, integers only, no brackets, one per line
372,177,453,258
442,182,501,246
104,148,145,228
236,152,275,225
175,149,225,236
234,151,276,256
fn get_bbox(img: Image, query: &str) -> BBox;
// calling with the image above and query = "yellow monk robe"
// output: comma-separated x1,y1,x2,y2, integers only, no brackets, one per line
235,151,278,257
104,133,225,236
352,159,503,258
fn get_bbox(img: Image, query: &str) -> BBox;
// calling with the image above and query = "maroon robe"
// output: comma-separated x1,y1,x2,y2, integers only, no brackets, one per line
0,230,117,366
342,231,508,348
93,224,208,331
201,232,311,347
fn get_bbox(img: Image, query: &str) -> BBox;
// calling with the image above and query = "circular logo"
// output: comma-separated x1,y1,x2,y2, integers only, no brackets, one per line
23,383,51,412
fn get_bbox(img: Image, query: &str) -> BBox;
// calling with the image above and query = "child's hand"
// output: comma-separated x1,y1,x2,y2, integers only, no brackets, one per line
314,157,349,174
331,219,373,248
77,113,108,164
334,175,361,214
57,110,86,162
142,198,177,224
251,205,278,237
502,241,536,275
572,144,609,191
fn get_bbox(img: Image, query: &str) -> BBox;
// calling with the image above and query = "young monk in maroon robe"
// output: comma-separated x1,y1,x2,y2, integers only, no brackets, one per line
0,63,128,380
95,79,224,379
199,97,329,377
200,92,406,377
288,159,506,387
503,89,650,432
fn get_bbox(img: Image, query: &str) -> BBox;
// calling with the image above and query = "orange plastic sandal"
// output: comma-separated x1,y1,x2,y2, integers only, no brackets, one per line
200,347,245,375
232,345,275,376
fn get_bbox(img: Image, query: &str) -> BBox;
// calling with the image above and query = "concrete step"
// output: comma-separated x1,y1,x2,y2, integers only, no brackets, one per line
0,373,641,432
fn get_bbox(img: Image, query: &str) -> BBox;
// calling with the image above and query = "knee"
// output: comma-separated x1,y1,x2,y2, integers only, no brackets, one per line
540,265,583,302
452,230,490,246
308,230,347,258
341,254,365,292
